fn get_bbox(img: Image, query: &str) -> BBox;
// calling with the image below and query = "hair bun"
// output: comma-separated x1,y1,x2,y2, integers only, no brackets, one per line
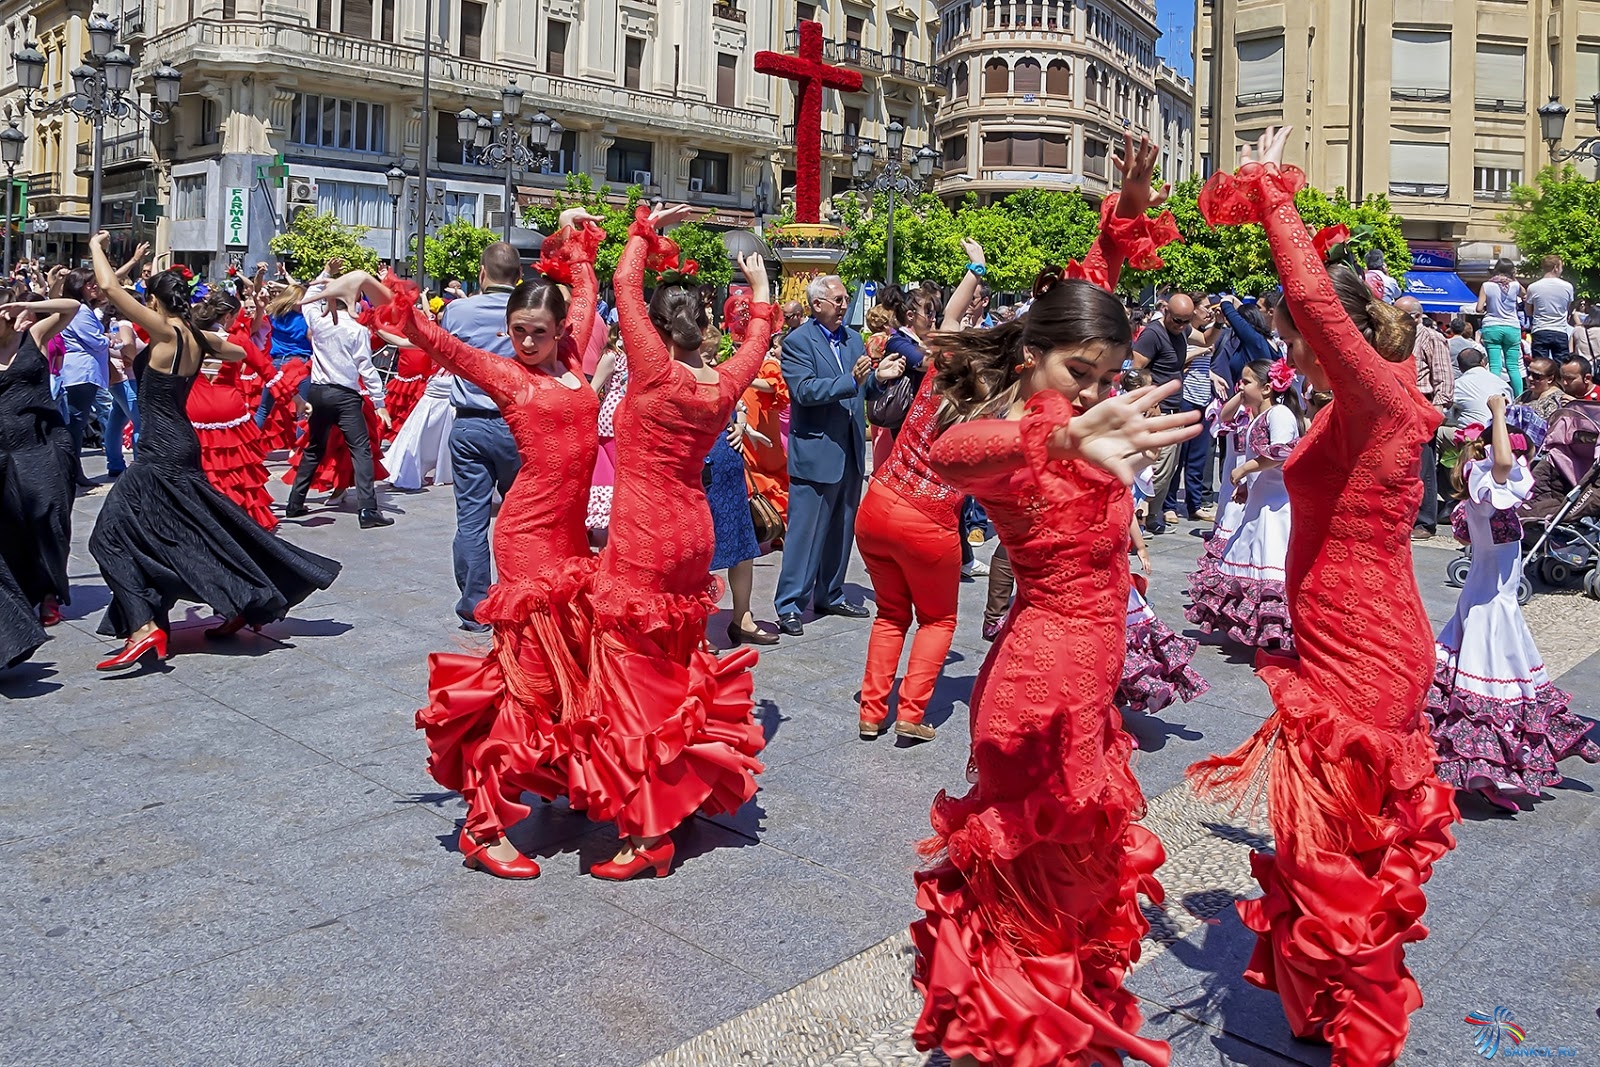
1032,266,1066,300
1369,301,1415,362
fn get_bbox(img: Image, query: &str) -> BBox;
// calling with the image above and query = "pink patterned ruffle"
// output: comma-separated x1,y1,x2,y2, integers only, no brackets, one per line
1119,615,1210,715
1185,558,1295,653
1425,665,1599,794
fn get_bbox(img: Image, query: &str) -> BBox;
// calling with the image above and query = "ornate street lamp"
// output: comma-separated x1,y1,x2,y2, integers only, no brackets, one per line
853,120,939,284
386,165,407,272
1539,95,1600,162
454,83,563,241
0,120,25,274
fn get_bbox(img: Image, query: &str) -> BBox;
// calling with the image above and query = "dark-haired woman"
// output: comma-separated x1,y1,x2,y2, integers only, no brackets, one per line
57,267,110,489
0,291,79,642
910,135,1196,1067
85,233,341,672
564,204,775,880
185,289,279,531
377,212,605,879
1188,127,1458,1064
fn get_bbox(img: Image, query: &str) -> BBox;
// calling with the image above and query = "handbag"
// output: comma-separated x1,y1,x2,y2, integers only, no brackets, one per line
749,489,785,544
868,366,921,433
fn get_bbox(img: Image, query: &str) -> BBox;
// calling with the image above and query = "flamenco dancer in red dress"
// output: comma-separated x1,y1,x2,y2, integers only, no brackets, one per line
1188,128,1459,1065
376,218,605,879
911,138,1199,1067
564,204,775,880
186,290,279,531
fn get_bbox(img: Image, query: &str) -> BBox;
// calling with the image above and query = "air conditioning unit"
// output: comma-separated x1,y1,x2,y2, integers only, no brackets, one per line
687,177,704,193
631,169,652,186
287,177,318,204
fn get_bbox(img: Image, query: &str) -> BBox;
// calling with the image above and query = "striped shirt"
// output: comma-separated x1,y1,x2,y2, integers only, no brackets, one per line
1181,349,1214,407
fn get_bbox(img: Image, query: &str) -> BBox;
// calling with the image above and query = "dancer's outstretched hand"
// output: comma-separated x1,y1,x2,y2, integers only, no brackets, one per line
1050,381,1203,486
558,207,605,231
736,252,770,304
1238,126,1293,170
647,203,694,231
1113,132,1170,216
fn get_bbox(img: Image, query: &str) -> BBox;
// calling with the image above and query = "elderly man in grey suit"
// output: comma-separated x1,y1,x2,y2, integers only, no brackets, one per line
774,275,874,636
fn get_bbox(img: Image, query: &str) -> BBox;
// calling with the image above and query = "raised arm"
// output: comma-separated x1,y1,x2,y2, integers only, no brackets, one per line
2,298,80,348
539,211,606,366
1077,134,1180,294
89,232,173,342
114,241,150,282
940,239,987,332
716,251,776,413
615,204,689,389
386,298,526,409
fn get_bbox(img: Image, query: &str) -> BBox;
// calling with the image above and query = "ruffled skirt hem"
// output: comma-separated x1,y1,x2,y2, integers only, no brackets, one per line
1426,666,1599,794
1119,615,1209,715
1186,561,1294,653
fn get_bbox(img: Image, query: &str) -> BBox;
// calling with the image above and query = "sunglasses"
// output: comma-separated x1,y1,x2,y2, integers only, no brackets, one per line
1529,371,1555,380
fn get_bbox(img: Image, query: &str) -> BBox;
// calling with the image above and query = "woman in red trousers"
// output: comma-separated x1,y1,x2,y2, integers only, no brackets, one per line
1188,127,1458,1065
910,136,1196,1067
564,204,775,880
853,238,987,742
376,212,604,879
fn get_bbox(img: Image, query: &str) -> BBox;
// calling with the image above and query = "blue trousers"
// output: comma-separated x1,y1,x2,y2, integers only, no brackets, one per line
774,458,863,616
1162,399,1215,519
449,413,521,626
106,379,139,473
62,382,100,482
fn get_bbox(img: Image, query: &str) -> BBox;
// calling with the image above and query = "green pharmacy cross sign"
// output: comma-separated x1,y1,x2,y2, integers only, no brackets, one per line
136,198,164,225
256,154,289,188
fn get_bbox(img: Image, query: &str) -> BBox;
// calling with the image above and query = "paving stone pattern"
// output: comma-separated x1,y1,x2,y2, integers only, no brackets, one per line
3,453,1597,1066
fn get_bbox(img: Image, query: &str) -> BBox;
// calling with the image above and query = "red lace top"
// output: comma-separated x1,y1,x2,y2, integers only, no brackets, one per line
383,225,602,589
1199,164,1442,738
873,193,1181,528
592,208,776,629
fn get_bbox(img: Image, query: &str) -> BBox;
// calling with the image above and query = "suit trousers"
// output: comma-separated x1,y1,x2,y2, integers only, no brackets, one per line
1415,438,1440,533
288,383,379,512
855,483,961,726
775,454,863,616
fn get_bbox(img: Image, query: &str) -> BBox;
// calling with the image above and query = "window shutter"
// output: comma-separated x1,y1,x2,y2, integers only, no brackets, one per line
344,0,373,38
1578,46,1600,107
1011,132,1042,166
1236,35,1284,102
1474,45,1524,108
1390,141,1449,185
716,53,737,106
1042,132,1068,168
1045,60,1070,97
982,133,1007,166
1391,31,1451,96
1014,59,1041,94
460,1,484,60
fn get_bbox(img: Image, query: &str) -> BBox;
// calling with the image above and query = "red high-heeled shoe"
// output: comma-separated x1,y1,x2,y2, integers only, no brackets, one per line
96,629,169,672
38,597,62,627
457,828,540,879
590,838,675,881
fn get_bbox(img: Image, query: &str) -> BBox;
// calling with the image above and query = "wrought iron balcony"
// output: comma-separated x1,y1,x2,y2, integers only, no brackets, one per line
1476,96,1525,113
712,2,745,23
27,173,59,197
1235,90,1284,108
782,31,949,87
1389,181,1449,198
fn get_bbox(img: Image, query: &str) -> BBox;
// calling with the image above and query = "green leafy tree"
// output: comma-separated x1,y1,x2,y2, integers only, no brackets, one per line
413,217,498,288
524,172,643,281
668,220,735,291
1502,164,1600,294
269,208,379,280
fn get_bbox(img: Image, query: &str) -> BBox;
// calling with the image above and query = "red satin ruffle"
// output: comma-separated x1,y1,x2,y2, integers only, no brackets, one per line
565,632,765,840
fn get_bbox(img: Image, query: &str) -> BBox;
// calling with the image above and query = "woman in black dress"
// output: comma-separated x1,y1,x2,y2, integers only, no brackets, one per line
86,232,342,673
0,289,79,633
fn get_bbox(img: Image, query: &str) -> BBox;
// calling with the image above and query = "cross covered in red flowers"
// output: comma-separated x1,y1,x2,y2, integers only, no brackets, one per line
755,21,863,224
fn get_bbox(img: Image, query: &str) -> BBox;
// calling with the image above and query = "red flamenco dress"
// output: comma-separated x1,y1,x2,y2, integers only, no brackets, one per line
909,194,1180,1067
259,351,308,454
382,345,435,443
231,314,272,414
280,359,389,497
563,208,776,849
1187,162,1458,1065
387,225,604,843
187,329,278,532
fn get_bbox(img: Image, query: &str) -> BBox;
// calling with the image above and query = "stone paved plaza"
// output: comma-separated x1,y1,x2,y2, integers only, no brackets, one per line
4,452,1598,1067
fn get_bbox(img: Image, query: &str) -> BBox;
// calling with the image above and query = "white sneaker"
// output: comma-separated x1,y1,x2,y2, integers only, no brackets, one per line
962,558,990,578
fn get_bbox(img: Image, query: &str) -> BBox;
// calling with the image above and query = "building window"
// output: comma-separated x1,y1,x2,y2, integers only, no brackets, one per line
381,0,394,40
843,105,863,151
892,28,908,58
316,180,390,228
1389,140,1449,197
198,98,221,146
606,138,654,185
289,93,387,154
1042,132,1068,168
1014,58,1041,95
546,19,568,76
797,2,815,22
944,135,967,166
690,150,730,194
545,129,579,174
316,0,332,30
1045,59,1070,97
1084,138,1109,178
1391,30,1451,103
1475,44,1525,112
624,36,644,89
435,109,463,164
1580,46,1600,112
955,62,969,98
172,174,206,220
221,0,236,17
459,1,484,60
983,58,1008,96
847,16,864,44
716,52,737,105
343,0,372,37
1473,151,1522,201
1236,35,1284,107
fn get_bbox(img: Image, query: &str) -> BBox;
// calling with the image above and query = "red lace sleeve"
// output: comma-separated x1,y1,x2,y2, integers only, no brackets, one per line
387,301,526,409
626,204,682,274
717,303,775,416
614,209,676,389
928,419,1026,496
1076,194,1182,293
1196,162,1306,227
540,222,604,375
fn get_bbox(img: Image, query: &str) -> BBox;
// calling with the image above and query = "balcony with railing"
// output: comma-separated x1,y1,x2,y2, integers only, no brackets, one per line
1389,181,1449,198
27,173,59,197
76,131,156,174
1473,187,1514,202
782,125,846,157
1235,90,1284,108
1475,95,1525,113
783,30,949,87
712,1,745,23
1391,87,1451,104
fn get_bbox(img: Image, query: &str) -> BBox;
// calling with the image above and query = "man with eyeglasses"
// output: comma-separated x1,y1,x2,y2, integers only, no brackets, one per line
774,274,874,636
1399,296,1453,541
1132,291,1194,533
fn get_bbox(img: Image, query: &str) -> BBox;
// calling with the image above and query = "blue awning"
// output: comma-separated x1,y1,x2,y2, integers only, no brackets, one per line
1404,271,1477,313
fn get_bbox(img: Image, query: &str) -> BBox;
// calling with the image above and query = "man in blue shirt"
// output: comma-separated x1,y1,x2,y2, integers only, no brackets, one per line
441,242,523,631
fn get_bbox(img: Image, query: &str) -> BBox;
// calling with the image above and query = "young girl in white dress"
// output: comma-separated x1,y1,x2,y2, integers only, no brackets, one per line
1428,394,1599,810
1121,463,1209,735
1205,383,1253,558
1186,358,1301,652
384,367,456,490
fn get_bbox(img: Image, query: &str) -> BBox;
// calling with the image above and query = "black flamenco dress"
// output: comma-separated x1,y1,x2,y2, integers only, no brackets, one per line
0,335,74,612
89,343,342,638
0,553,45,668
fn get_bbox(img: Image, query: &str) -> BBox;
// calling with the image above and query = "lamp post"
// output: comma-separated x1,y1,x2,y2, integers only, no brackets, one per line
386,165,407,274
0,120,24,275
13,14,181,239
852,120,937,286
456,84,561,242
1539,95,1600,163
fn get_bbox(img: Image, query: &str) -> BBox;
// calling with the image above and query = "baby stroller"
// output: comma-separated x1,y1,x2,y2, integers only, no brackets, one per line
1448,400,1600,602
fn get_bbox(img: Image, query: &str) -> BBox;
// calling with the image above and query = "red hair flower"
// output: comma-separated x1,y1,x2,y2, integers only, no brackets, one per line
178,265,194,281
1312,224,1351,263
1268,358,1297,393
682,259,699,277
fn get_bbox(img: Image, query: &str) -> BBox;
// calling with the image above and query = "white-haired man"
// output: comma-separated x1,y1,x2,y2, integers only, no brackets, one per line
774,274,873,635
